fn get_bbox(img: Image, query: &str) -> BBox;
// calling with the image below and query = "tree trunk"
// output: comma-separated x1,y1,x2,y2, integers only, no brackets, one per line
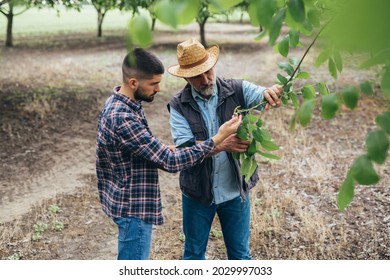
97,10,105,37
5,3,13,47
151,17,156,31
198,18,208,47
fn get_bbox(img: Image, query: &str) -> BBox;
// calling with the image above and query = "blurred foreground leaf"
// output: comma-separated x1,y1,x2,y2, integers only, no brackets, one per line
128,15,153,48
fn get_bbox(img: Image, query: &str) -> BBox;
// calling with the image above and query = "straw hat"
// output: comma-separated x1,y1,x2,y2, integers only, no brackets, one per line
168,38,219,78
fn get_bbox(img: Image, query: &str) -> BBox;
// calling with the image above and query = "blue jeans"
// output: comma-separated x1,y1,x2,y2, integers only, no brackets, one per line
182,194,251,260
113,216,153,260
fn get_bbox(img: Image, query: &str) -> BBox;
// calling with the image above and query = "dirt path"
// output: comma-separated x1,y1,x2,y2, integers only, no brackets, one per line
0,135,95,223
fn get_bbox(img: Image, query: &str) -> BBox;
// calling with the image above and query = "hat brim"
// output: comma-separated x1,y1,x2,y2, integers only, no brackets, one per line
168,45,219,78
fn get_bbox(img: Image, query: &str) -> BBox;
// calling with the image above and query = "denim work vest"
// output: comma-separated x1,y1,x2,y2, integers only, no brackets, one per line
168,77,259,204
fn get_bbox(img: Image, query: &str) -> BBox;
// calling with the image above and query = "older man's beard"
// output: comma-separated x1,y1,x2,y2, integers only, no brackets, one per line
198,82,215,97
194,75,216,97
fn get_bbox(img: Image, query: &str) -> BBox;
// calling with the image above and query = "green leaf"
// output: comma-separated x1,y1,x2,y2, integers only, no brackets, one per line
295,71,309,79
381,66,390,91
297,99,315,127
317,82,329,96
155,0,178,28
337,173,355,211
307,9,320,27
360,81,373,96
242,115,249,125
248,0,277,29
176,0,200,25
278,62,294,76
284,83,292,93
248,123,257,134
269,8,286,45
240,152,246,162
289,57,300,66
257,150,281,160
128,15,153,48
210,0,242,10
256,119,264,128
208,0,224,13
244,113,258,123
245,158,258,183
247,1,260,26
247,140,258,156
255,29,267,41
328,58,338,79
302,19,313,33
259,139,279,151
333,50,343,72
278,35,290,57
232,152,240,160
301,84,316,100
288,92,299,108
321,93,340,120
384,89,390,100
360,49,390,68
252,128,263,142
376,111,390,134
315,49,332,67
351,155,380,185
342,86,359,110
259,128,272,140
287,0,306,23
277,73,288,85
237,124,249,140
289,29,300,47
240,157,252,177
366,130,389,164
289,114,297,131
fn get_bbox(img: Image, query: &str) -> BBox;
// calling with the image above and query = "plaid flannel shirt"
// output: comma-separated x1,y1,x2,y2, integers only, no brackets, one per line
96,88,214,225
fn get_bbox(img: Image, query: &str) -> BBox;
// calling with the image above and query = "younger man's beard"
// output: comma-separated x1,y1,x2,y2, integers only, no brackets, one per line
134,87,155,103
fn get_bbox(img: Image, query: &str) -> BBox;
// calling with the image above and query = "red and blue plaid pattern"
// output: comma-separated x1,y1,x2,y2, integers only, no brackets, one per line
96,88,214,225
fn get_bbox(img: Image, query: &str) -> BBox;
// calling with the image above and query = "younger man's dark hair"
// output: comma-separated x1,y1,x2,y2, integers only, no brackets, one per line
122,48,164,83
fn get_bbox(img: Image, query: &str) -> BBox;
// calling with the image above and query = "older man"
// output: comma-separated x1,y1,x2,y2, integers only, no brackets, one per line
167,38,282,260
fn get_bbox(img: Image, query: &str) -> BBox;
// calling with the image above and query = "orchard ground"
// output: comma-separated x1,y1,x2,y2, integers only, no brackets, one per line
0,20,389,260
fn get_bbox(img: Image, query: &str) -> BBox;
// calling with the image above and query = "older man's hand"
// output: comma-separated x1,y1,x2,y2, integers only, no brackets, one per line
263,84,283,110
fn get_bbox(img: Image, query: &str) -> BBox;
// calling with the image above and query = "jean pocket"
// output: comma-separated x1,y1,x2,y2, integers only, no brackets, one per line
114,217,136,242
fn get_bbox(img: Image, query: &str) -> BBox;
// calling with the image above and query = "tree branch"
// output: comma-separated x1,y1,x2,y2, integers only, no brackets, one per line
0,0,9,7
234,20,332,115
283,21,331,87
0,7,7,16
13,7,29,16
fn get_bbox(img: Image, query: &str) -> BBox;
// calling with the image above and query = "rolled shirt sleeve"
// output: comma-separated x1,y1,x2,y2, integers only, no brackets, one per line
242,80,266,110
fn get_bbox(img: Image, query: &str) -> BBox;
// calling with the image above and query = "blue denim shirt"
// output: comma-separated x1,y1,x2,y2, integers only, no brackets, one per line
169,80,266,204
